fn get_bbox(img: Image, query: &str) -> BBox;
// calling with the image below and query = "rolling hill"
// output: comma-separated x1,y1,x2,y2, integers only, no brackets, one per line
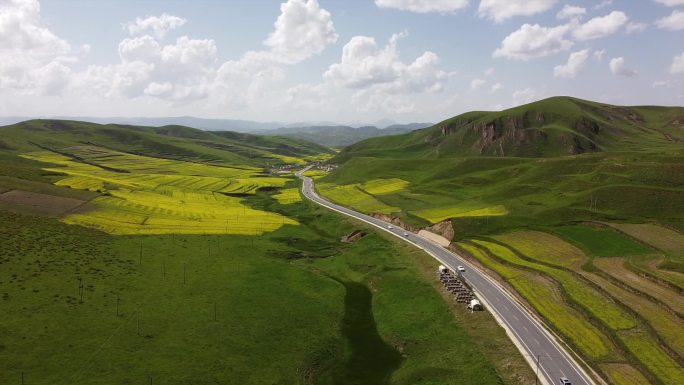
0,119,333,167
313,96,684,385
335,96,684,160
267,123,430,147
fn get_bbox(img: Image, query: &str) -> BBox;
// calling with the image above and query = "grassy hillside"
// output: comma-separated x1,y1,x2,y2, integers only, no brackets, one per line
0,122,534,384
336,97,684,160
0,119,333,167
314,96,684,385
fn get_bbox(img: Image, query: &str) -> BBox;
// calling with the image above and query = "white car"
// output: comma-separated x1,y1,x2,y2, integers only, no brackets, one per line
457,266,466,272
387,225,393,229
403,232,409,237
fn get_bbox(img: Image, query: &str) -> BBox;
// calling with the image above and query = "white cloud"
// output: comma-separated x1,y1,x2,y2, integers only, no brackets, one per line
609,57,637,77
594,49,606,62
594,1,613,10
625,22,647,33
572,11,629,40
653,0,684,6
81,35,217,101
484,67,495,76
554,49,589,78
493,23,573,60
374,0,469,13
670,52,684,74
656,10,684,31
211,51,285,109
512,88,540,106
0,0,77,94
652,80,671,88
557,5,586,20
324,32,447,93
490,82,503,92
144,81,173,96
264,0,337,64
125,13,186,39
471,78,486,90
478,0,557,23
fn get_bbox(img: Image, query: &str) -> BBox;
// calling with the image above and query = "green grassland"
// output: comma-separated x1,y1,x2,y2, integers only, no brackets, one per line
0,119,333,167
0,121,526,385
315,97,684,385
0,191,515,385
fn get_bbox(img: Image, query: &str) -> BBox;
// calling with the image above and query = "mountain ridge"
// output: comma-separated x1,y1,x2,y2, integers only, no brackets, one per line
335,96,684,161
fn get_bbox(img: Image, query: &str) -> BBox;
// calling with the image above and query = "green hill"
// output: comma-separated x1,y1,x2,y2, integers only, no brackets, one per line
0,119,333,166
336,96,684,160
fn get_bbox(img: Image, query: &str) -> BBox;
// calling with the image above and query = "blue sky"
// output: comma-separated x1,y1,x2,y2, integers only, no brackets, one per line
1,0,683,124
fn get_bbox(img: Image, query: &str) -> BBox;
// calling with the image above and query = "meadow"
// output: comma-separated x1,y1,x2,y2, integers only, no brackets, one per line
0,186,518,385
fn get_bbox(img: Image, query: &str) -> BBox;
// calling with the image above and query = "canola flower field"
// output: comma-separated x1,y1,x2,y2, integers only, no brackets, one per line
22,146,297,235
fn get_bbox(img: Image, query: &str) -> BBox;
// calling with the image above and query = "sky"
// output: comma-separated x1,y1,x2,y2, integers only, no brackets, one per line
1,0,683,124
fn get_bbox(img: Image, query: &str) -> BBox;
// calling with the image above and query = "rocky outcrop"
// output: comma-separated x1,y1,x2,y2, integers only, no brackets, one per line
425,220,455,241
370,213,419,232
341,230,367,243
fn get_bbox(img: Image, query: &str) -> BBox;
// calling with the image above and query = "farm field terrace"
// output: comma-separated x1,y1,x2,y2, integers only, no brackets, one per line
468,227,684,385
20,146,296,235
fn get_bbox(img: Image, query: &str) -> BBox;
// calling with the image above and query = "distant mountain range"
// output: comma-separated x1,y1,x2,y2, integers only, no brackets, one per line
0,116,433,147
266,123,432,147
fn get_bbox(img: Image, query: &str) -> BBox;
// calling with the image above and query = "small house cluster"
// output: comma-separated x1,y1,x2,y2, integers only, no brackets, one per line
438,265,481,310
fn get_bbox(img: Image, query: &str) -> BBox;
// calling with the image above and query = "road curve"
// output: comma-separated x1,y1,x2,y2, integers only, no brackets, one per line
297,171,597,385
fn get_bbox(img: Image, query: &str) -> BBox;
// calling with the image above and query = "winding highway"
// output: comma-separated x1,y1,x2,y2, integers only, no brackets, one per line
297,170,597,385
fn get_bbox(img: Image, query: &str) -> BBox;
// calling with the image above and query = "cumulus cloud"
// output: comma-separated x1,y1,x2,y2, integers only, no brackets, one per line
493,23,573,60
670,52,684,74
653,0,684,6
594,49,606,62
0,0,78,95
374,0,469,13
125,13,186,38
594,1,613,10
470,78,486,90
656,10,684,31
478,0,557,23
625,22,647,33
557,5,586,20
572,11,629,40
512,88,540,106
490,82,503,92
609,57,637,77
554,49,590,78
324,32,447,93
264,0,338,64
80,35,217,101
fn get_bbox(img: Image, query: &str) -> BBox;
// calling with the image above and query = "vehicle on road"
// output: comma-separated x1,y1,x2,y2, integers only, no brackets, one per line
468,299,483,311
387,225,393,229
559,377,571,385
403,232,409,237
457,266,466,272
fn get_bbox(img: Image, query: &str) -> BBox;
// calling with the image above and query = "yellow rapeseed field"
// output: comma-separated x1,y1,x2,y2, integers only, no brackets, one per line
22,147,298,235
272,188,302,205
411,204,508,223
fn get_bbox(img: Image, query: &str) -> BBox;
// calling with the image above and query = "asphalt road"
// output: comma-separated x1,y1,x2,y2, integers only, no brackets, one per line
297,172,596,385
